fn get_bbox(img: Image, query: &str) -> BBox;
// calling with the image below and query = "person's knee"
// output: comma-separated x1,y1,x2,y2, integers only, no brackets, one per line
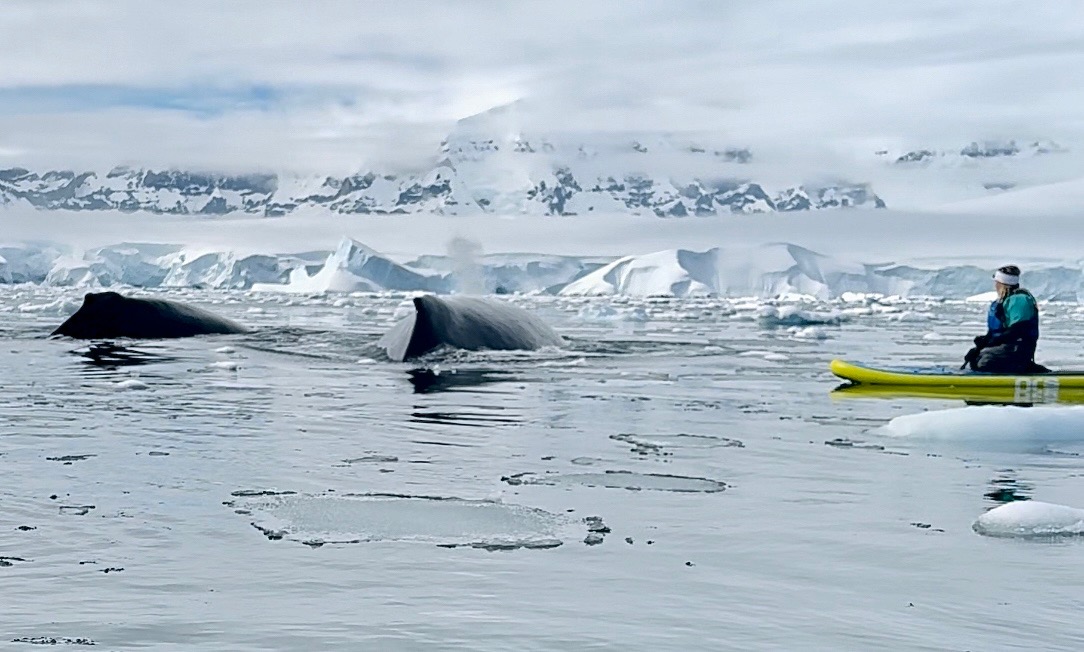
976,344,1026,373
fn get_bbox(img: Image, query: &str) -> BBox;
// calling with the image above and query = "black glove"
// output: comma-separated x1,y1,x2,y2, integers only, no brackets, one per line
973,334,988,348
962,346,980,370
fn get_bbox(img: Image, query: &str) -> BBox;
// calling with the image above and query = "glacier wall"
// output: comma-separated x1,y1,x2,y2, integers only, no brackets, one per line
2,238,1082,300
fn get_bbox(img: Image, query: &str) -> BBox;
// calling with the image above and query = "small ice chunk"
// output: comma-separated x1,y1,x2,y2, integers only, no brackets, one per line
210,361,240,371
115,379,149,390
788,326,830,340
889,311,934,322
973,500,1084,538
869,303,903,314
758,305,845,327
840,292,883,303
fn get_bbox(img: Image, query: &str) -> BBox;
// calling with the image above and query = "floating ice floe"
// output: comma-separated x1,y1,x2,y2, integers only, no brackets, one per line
879,406,1084,451
231,492,576,550
973,500,1084,538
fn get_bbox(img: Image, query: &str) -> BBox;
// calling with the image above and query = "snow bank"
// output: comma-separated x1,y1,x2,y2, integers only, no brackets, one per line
973,501,1084,538
879,406,1084,450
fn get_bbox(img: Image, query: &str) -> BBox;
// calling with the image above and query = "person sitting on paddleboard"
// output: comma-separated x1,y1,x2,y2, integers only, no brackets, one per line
963,265,1047,373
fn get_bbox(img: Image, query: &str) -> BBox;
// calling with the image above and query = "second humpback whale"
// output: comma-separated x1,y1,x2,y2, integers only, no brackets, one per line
378,295,564,361
51,292,249,339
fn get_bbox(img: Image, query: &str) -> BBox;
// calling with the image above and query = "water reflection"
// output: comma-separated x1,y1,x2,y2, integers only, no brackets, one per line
407,368,520,394
984,469,1033,504
73,342,172,369
409,408,521,428
831,383,1084,406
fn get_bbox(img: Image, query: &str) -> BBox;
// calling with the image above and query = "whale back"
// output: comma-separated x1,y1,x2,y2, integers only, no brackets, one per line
51,291,249,339
379,295,563,361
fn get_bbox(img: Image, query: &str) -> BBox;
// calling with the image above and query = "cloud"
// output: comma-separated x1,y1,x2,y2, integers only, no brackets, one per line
0,0,1082,171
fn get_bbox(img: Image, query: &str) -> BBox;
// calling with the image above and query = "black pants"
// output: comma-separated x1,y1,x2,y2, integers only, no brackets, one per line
972,343,1044,374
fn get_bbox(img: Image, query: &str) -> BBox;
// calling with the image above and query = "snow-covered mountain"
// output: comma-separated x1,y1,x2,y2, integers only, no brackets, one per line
14,93,1081,219
883,139,1067,165
0,126,886,217
0,164,884,218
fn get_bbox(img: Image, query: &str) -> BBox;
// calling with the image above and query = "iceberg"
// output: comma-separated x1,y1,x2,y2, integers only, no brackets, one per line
162,251,290,289
559,244,901,298
560,243,1084,299
43,243,179,287
406,252,608,295
0,242,66,284
559,249,719,297
252,238,448,294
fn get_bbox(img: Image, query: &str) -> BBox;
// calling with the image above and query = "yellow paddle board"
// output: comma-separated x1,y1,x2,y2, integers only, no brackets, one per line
829,359,1084,404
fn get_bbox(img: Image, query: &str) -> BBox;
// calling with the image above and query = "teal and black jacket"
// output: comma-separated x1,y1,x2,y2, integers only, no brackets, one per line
984,288,1040,357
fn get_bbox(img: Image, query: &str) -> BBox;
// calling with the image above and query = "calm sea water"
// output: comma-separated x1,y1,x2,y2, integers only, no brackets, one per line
2,287,1083,651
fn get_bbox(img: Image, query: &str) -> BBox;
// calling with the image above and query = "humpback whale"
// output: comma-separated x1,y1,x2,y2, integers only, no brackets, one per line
51,292,249,339
378,295,564,361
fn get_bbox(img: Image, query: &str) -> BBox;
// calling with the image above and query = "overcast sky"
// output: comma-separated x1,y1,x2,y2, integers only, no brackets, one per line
1,0,1081,172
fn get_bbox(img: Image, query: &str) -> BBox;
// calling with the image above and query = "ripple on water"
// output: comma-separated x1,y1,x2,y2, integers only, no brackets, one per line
230,492,575,549
503,470,727,493
610,433,744,456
